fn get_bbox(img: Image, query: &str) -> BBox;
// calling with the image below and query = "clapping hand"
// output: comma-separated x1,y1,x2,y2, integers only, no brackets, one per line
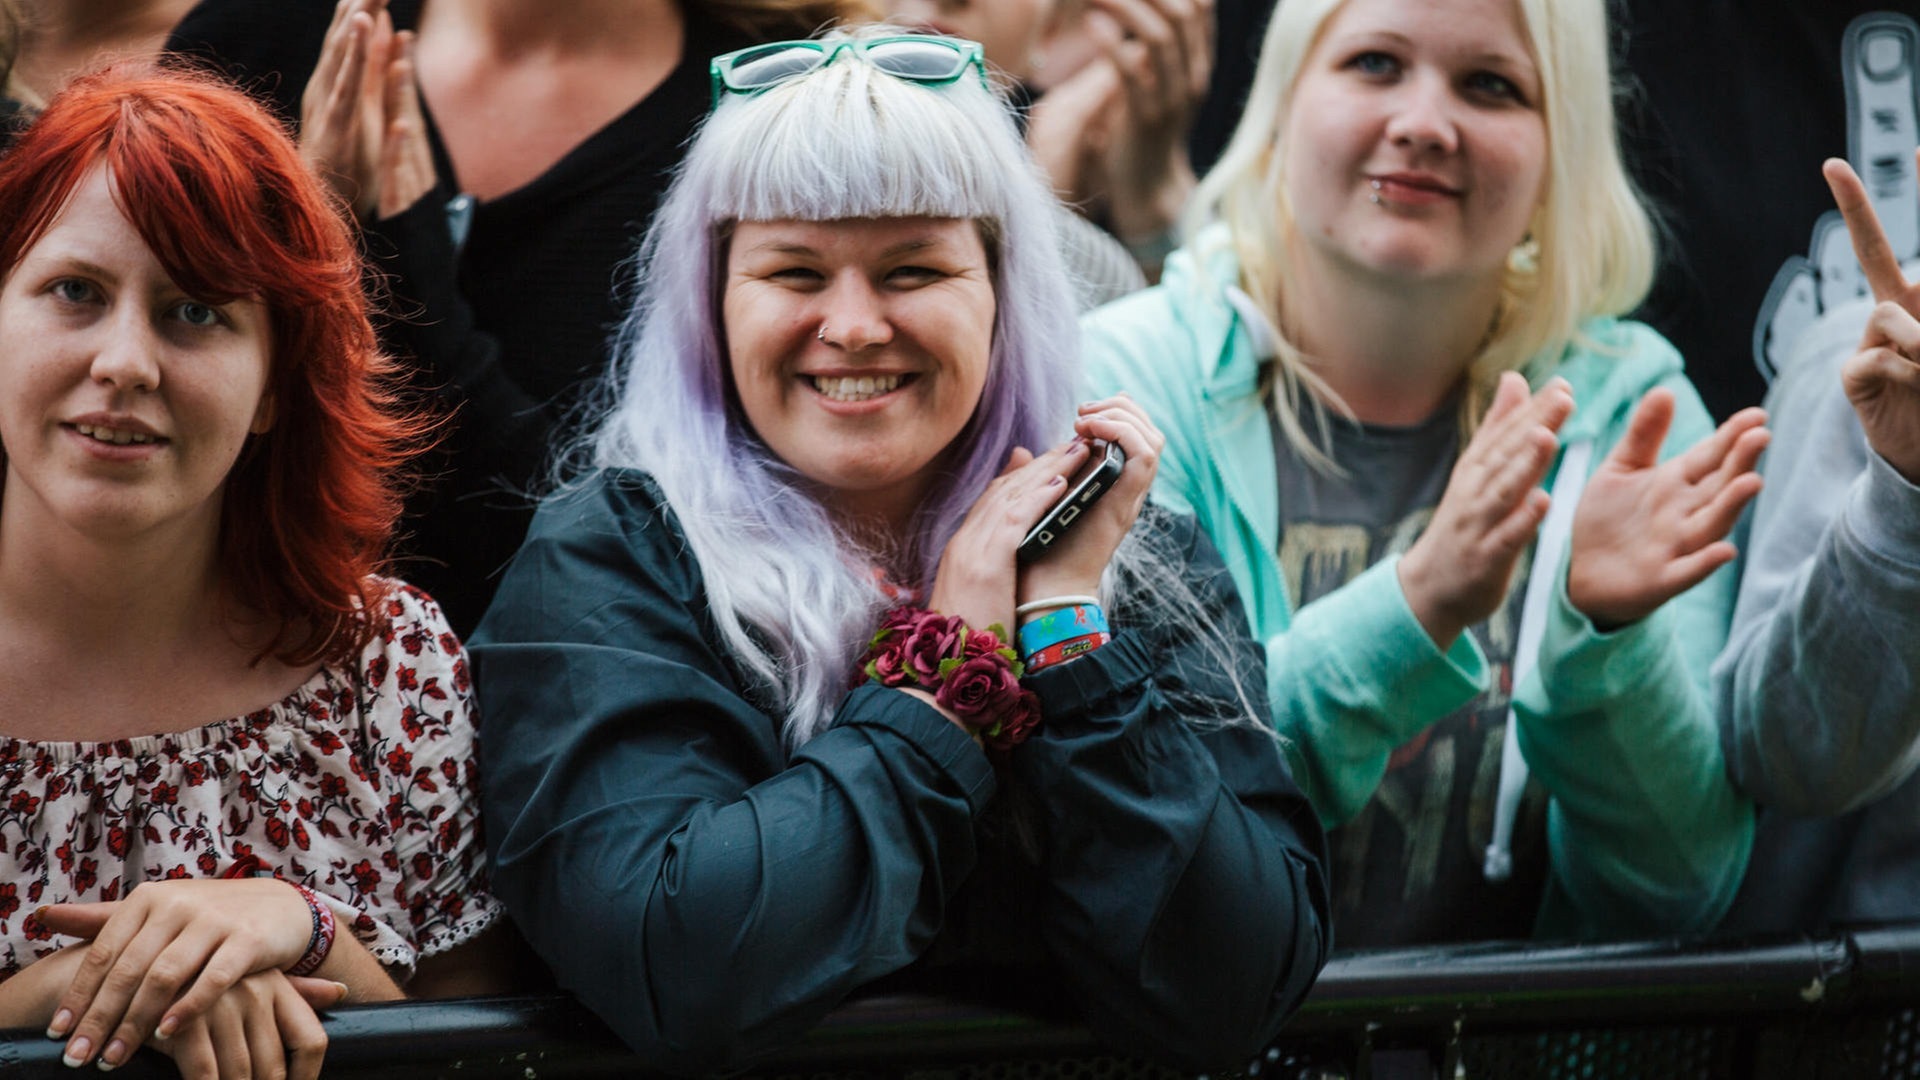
1825,155,1920,484
1028,0,1210,258
1566,395,1769,631
1398,373,1573,650
300,0,437,220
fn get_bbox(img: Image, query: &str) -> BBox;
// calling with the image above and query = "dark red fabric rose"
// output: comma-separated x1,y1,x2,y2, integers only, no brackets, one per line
935,655,1022,721
984,695,1042,752
900,615,965,683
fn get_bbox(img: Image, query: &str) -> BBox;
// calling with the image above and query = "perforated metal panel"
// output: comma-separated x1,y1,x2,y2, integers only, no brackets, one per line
1883,1009,1920,1078
1455,1026,1732,1079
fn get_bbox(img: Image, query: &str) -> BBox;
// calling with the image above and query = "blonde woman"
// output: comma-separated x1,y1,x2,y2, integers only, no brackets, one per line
1083,0,1769,945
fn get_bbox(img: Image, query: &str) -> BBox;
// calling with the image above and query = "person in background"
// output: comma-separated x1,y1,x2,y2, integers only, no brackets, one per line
885,0,1207,283
166,0,872,635
1082,0,1769,946
472,28,1328,1073
1714,154,1920,935
1,0,29,133
6,0,194,106
0,66,505,1080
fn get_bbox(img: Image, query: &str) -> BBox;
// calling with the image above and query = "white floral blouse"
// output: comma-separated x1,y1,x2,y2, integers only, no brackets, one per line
0,582,502,980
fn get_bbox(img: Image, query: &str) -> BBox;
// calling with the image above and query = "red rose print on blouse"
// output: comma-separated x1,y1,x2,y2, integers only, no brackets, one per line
0,582,501,981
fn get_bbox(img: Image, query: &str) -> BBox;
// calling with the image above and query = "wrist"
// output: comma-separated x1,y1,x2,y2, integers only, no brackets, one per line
1395,550,1466,650
1018,602,1111,673
282,882,336,977
857,607,1042,751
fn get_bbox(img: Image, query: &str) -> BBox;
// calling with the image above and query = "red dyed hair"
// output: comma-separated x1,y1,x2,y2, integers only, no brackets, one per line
0,64,434,666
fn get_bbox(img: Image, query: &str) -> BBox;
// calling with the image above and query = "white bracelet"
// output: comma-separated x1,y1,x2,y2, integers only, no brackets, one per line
1014,594,1101,617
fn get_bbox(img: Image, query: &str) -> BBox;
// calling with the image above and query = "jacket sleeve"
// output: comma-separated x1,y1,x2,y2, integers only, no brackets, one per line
1081,290,1488,827
1514,373,1755,939
1262,561,1488,824
468,476,997,1074
1713,324,1920,815
1014,513,1330,1067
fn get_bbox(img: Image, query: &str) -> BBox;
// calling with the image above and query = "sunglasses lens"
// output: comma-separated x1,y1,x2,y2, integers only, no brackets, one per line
866,39,970,81
725,43,827,90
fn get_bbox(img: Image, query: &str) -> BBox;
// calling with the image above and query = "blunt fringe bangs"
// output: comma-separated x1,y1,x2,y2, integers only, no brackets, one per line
590,28,1086,744
0,64,435,666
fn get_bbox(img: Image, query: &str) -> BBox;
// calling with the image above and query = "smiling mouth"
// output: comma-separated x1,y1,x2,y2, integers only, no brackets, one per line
70,423,164,446
1372,175,1461,200
809,374,914,403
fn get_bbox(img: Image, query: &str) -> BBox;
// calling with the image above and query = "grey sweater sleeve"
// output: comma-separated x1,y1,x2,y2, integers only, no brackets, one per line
1714,302,1920,816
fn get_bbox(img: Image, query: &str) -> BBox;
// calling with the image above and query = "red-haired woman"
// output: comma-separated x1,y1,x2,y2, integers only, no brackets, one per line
0,66,504,1079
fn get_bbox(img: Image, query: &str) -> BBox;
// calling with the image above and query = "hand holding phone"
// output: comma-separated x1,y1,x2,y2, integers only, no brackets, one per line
1017,440,1127,563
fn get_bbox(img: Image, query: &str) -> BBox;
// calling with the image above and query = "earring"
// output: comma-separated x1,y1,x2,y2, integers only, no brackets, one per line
1507,233,1540,275
1368,179,1383,206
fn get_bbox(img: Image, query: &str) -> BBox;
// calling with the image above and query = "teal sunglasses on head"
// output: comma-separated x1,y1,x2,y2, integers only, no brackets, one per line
710,35,989,105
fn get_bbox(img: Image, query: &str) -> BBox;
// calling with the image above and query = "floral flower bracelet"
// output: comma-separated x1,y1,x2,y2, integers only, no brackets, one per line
855,606,1041,751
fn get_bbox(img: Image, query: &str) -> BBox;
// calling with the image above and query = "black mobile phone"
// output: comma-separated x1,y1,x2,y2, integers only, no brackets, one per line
1017,441,1127,563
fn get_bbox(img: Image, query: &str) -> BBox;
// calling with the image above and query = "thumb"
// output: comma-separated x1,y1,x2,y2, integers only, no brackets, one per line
1608,388,1676,471
33,902,116,939
288,976,352,1010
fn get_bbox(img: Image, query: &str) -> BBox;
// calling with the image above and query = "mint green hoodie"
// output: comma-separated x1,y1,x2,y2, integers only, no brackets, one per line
1082,233,1753,939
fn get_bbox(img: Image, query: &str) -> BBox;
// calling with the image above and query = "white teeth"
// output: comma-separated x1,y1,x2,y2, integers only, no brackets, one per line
810,374,903,402
74,424,158,446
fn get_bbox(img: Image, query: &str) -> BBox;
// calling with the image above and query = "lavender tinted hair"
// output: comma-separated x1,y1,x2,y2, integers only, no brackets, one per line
591,28,1081,742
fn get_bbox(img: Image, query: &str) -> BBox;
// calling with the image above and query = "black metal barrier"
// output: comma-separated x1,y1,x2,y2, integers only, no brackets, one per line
7,927,1920,1079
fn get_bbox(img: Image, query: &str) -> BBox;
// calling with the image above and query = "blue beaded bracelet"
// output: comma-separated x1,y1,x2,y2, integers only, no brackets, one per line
1018,603,1110,658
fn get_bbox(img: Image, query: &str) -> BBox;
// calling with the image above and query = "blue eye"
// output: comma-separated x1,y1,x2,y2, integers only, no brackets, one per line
50,279,98,304
173,301,222,327
1466,70,1525,103
1349,51,1400,77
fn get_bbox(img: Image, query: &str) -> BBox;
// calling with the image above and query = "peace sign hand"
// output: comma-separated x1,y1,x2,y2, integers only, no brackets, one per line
1824,154,1920,484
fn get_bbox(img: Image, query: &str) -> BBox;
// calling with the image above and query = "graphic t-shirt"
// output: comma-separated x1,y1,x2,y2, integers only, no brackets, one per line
1271,398,1548,947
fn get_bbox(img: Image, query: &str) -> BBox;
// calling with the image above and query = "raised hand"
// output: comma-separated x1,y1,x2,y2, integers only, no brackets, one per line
1081,0,1211,247
1017,392,1165,605
1827,155,1920,484
928,394,1162,640
1566,394,1769,630
1398,372,1573,650
38,878,316,1070
930,440,1096,643
299,0,395,217
1755,15,1920,377
377,31,439,220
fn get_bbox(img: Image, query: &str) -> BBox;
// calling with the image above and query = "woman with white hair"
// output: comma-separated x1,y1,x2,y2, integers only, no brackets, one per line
470,29,1329,1073
1083,0,1769,946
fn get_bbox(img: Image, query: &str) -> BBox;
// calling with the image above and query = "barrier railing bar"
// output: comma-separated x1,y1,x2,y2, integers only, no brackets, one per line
4,927,1917,1078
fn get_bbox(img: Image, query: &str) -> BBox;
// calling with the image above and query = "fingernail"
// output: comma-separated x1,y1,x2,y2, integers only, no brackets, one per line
1049,475,1066,487
98,1040,125,1068
47,1009,72,1039
62,1036,90,1068
332,981,351,1004
155,1016,177,1039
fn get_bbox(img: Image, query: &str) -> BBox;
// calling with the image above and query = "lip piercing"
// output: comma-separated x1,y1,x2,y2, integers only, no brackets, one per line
1369,179,1384,205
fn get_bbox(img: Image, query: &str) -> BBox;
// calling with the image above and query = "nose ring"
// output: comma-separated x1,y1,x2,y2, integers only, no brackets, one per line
818,324,828,343
1369,179,1383,206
